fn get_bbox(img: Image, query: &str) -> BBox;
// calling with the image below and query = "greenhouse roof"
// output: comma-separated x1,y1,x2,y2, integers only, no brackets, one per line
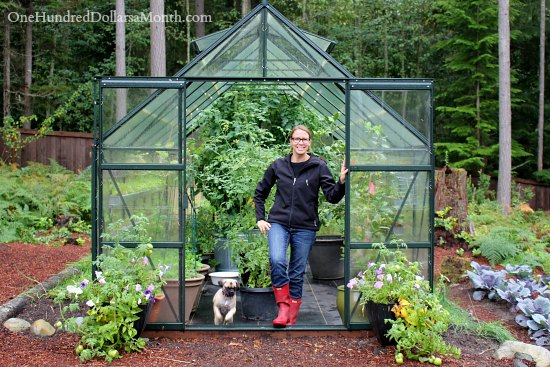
102,0,429,161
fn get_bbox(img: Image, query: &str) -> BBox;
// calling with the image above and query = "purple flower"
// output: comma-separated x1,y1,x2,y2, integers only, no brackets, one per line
357,271,363,277
374,281,383,289
98,278,106,285
347,278,358,289
377,274,384,281
414,284,421,291
367,262,375,269
135,284,142,292
80,279,89,288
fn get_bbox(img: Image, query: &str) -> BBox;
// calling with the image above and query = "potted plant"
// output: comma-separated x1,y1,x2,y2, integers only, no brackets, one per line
309,198,345,279
56,242,168,362
150,248,205,324
228,216,278,321
347,239,461,365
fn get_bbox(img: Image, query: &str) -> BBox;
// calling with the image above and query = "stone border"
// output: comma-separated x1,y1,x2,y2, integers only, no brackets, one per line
0,266,81,324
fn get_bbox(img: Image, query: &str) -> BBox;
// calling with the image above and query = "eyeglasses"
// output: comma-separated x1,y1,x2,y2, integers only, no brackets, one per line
291,137,310,144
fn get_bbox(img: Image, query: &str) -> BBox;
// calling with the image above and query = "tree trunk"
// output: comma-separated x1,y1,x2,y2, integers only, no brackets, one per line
434,168,469,230
497,0,512,215
194,0,205,38
150,0,166,77
3,10,11,118
23,0,33,125
537,0,546,171
241,0,251,17
116,0,127,121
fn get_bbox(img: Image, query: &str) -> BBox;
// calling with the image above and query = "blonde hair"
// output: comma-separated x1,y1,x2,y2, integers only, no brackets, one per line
290,125,311,139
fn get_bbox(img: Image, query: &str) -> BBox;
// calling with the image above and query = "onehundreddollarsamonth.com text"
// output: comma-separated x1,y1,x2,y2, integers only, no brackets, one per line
7,10,212,23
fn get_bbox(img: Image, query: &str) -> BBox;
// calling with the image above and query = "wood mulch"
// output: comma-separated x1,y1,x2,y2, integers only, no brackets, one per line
0,237,537,367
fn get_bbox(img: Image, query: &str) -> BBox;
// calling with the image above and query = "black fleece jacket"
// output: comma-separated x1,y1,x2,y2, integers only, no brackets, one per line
254,153,345,231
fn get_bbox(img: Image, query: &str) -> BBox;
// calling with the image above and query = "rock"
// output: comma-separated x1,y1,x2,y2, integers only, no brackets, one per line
3,318,31,332
494,341,550,367
30,319,56,337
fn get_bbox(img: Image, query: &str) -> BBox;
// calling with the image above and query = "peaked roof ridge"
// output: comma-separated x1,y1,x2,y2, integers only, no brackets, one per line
174,2,267,77
175,1,352,78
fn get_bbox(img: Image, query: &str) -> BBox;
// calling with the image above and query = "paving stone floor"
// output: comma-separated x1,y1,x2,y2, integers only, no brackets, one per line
187,266,346,327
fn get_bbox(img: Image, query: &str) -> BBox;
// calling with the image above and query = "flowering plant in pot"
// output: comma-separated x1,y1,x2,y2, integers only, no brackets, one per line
347,240,460,365
55,242,168,362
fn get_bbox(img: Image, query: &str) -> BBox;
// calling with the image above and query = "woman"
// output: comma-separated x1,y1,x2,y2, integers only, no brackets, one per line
254,125,348,328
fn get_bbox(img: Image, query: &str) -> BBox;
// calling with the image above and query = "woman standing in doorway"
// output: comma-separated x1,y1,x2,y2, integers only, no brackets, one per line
254,125,348,328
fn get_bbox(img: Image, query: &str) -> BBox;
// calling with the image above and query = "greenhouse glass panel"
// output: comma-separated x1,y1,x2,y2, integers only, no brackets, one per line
349,171,430,244
349,248,430,282
102,88,180,164
265,12,345,78
371,90,432,142
349,89,429,167
145,248,183,324
101,88,156,135
102,170,180,243
185,14,263,77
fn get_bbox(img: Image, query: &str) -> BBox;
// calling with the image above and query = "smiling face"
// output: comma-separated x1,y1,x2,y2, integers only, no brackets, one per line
290,128,311,158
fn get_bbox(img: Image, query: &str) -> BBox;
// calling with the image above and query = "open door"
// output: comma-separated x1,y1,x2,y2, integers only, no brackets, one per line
343,79,434,329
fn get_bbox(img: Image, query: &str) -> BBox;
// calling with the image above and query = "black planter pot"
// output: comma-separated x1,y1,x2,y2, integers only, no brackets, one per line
240,287,278,321
213,237,238,272
131,301,153,337
308,235,344,280
366,301,397,346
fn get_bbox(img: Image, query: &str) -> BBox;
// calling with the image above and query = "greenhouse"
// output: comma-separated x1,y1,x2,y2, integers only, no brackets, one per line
92,0,433,332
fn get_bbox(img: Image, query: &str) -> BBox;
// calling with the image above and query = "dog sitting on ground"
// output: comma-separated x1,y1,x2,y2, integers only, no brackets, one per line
213,279,239,325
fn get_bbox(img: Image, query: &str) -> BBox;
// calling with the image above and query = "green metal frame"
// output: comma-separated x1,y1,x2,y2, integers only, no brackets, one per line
92,0,434,332
93,77,433,332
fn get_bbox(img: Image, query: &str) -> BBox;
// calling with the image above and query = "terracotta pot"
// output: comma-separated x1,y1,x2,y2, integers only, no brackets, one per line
146,275,205,323
147,294,166,323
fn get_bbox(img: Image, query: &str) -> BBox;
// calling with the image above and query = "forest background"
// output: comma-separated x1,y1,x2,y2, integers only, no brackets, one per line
0,0,548,184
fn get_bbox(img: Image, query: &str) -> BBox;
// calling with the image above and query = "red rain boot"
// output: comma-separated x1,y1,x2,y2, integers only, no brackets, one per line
272,284,290,328
288,298,302,325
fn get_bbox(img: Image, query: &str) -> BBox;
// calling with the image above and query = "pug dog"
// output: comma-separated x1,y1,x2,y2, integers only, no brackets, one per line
213,279,239,325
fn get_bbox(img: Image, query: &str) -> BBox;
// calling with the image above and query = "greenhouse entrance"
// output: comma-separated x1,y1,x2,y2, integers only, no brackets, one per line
92,1,434,332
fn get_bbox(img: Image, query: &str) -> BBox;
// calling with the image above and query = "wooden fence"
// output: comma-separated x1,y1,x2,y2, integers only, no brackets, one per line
514,178,550,212
0,129,94,173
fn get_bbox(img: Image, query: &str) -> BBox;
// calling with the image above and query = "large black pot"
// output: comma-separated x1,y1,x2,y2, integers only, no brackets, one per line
366,301,397,346
308,235,344,280
240,287,278,321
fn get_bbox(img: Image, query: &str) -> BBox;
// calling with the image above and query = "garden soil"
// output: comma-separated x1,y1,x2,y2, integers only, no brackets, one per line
0,238,537,367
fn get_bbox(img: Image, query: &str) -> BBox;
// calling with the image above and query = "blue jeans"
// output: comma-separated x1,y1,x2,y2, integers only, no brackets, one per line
268,223,316,299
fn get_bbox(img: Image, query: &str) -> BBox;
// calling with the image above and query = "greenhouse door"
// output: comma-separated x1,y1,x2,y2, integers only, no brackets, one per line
93,78,188,331
343,79,434,330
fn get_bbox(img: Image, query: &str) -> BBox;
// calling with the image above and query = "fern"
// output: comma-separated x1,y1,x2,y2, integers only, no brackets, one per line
474,226,534,265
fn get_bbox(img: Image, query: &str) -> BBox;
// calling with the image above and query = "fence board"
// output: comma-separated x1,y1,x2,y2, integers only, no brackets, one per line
0,129,93,173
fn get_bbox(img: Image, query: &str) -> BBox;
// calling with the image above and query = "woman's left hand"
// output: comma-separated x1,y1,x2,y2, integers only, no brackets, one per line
339,160,348,184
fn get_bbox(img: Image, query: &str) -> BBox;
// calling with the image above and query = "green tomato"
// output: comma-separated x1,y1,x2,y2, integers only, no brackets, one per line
146,243,154,250
395,353,404,364
54,321,63,329
145,249,153,256
75,345,84,355
433,357,442,366
108,349,119,358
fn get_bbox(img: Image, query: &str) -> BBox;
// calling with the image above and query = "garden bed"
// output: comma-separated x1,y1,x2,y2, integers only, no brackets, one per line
0,239,534,366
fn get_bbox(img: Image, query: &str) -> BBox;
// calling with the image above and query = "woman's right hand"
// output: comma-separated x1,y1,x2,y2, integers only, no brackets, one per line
257,220,271,235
